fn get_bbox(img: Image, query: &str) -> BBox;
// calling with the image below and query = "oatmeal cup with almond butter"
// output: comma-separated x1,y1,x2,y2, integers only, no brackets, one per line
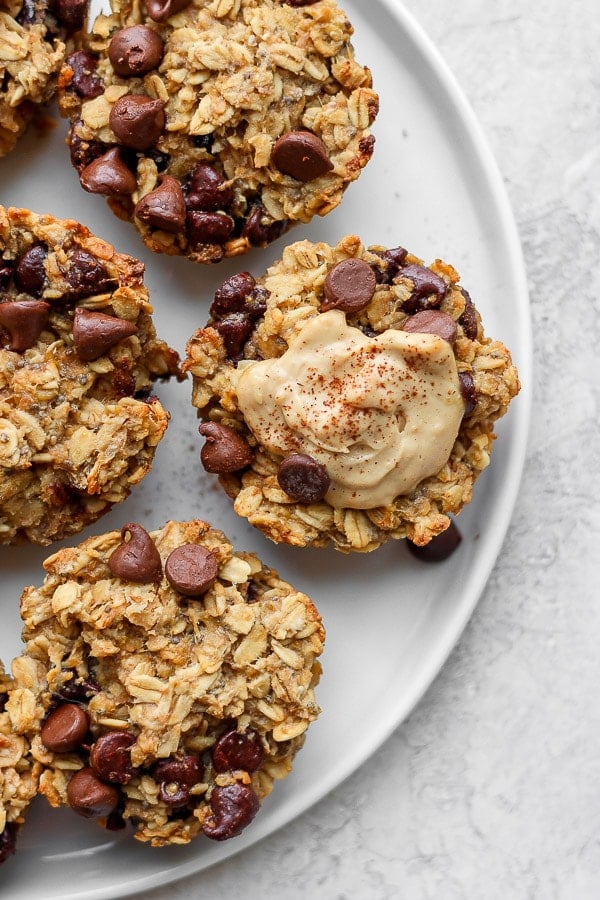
0,205,180,545
57,0,378,263
185,234,521,552
17,518,324,846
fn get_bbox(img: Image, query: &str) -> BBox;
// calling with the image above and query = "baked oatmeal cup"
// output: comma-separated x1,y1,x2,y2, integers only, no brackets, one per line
58,0,378,263
17,518,324,845
0,205,180,545
185,234,520,552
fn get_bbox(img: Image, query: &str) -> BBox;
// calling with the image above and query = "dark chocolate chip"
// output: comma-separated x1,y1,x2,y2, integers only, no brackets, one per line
53,0,87,32
56,675,100,703
202,783,259,841
63,249,113,297
281,0,317,5
187,211,234,247
143,0,191,21
0,300,49,351
153,754,203,806
72,308,137,361
69,129,106,172
134,175,186,233
14,243,47,295
108,25,164,76
321,258,376,313
212,729,264,774
89,731,137,784
184,163,232,212
0,264,13,290
210,272,256,319
109,94,165,151
241,204,287,247
165,543,218,596
80,147,137,195
406,521,462,562
199,422,253,473
402,309,458,344
271,131,333,182
458,288,479,340
108,522,163,583
213,313,254,360
374,246,408,284
277,453,330,503
0,823,18,865
398,264,447,312
41,703,90,752
459,371,477,415
66,50,104,99
67,768,120,818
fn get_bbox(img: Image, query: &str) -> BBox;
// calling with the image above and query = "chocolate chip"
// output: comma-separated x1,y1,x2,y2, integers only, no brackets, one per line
458,288,479,340
41,703,90,752
72,308,137,361
398,264,447,312
69,130,106,172
0,823,17,865
0,264,13,290
109,94,165,151
271,131,333,182
321,258,376,314
406,521,462,562
153,754,203,806
134,175,186,233
210,272,256,319
184,163,233,212
402,309,457,344
241,204,287,247
56,675,100,703
53,0,87,32
0,300,49,351
212,729,264,774
213,313,254,360
80,147,137,195
67,768,120,818
165,543,218,596
199,422,254,474
63,249,113,297
374,246,408,284
108,522,163,582
277,453,330,503
202,783,259,841
90,731,136,784
187,211,234,247
281,0,317,5
459,371,477,415
108,25,164,76
14,243,47,295
66,50,104,99
143,0,191,21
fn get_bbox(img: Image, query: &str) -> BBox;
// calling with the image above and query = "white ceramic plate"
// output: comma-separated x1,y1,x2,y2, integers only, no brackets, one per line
0,0,531,896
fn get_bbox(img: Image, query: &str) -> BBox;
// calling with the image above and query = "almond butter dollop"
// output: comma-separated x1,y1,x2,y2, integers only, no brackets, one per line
235,310,464,509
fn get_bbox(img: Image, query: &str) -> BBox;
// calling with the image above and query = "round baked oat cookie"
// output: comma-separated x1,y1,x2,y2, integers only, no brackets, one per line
18,518,324,846
185,235,521,552
0,205,180,545
0,658,41,866
57,0,378,263
0,0,87,156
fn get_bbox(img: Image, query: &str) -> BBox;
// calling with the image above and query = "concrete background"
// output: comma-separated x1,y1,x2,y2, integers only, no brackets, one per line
89,1,600,896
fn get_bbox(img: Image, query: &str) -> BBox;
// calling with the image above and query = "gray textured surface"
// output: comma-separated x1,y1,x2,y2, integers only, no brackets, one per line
134,0,600,896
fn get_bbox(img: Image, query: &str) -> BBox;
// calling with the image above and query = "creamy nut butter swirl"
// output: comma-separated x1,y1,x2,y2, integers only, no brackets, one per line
235,310,464,508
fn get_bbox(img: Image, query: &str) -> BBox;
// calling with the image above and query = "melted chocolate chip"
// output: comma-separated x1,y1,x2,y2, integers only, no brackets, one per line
374,246,408,284
109,94,165,151
202,783,259,841
134,176,186,233
459,371,477,415
210,272,256,319
153,754,203,806
63,250,114,298
164,543,218,596
90,731,137,784
72,308,137,361
0,300,49,351
199,422,253,473
108,25,164,76
406,521,462,562
66,50,104,99
458,288,479,340
402,309,458,345
67,768,120,818
187,211,234,247
398,264,447,312
271,131,333,182
53,0,87,32
108,523,163,583
14,243,47,295
80,147,137,195
143,0,191,21
277,453,330,503
241,204,287,247
213,312,254,360
321,258,376,313
184,163,232,212
41,703,90,752
212,729,264,773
